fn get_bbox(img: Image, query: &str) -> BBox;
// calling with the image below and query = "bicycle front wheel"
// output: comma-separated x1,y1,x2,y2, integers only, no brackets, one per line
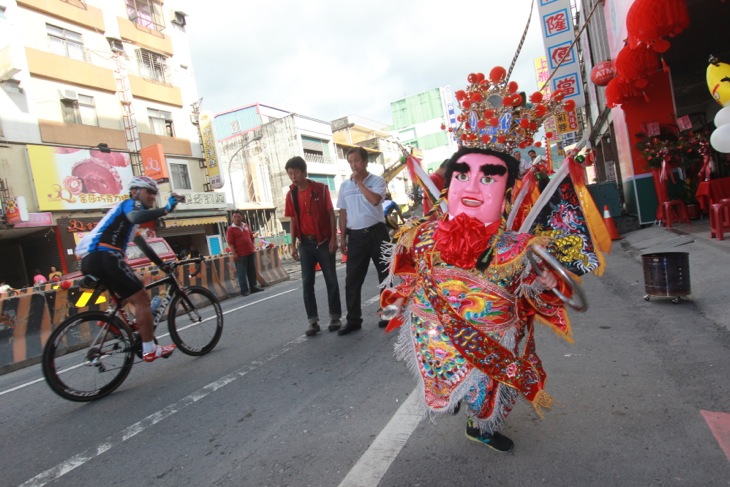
42,311,135,402
168,286,223,356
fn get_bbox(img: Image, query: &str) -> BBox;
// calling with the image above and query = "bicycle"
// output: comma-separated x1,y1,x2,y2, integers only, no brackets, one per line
42,257,224,402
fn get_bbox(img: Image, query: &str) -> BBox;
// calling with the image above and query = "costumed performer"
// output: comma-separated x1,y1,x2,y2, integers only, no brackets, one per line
380,68,608,453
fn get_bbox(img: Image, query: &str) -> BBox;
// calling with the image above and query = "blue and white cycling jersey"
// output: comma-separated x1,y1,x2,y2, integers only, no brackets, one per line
75,199,141,258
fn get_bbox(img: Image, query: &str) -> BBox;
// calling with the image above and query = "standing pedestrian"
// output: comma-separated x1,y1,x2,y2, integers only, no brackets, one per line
337,147,390,335
514,150,532,179
48,266,62,282
284,156,342,336
226,210,263,296
32,269,47,286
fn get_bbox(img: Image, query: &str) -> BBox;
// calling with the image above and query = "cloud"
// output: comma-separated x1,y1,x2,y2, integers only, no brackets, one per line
182,0,549,124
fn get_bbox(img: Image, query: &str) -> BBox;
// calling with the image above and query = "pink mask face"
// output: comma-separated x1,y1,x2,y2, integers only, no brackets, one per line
447,153,508,224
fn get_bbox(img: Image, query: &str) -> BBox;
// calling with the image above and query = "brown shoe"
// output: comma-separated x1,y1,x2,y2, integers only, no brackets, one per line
305,323,320,336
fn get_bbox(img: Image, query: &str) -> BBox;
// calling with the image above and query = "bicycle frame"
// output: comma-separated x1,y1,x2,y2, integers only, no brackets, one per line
83,257,204,333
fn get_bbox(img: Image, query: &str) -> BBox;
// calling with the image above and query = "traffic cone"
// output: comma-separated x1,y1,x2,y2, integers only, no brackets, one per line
602,205,621,240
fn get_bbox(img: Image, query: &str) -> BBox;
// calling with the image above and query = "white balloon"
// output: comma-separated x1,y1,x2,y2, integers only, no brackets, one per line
710,124,730,153
715,106,730,128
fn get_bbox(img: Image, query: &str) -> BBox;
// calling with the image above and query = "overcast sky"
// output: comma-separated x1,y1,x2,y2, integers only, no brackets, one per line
181,0,548,126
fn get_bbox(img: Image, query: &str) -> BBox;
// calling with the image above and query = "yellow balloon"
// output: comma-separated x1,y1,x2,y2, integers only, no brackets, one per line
707,57,730,107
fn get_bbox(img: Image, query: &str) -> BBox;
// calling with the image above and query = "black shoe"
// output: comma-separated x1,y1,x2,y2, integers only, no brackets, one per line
241,290,251,296
328,319,342,332
305,323,320,336
251,287,264,293
452,401,461,415
337,323,362,336
465,425,514,452
378,319,389,328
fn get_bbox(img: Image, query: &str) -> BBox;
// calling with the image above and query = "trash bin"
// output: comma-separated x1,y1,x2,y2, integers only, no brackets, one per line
642,252,690,304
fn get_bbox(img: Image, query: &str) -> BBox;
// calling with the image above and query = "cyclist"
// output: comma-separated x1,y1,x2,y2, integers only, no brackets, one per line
75,176,182,362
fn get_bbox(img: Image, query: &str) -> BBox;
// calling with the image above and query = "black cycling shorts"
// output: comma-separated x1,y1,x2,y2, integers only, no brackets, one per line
81,251,143,300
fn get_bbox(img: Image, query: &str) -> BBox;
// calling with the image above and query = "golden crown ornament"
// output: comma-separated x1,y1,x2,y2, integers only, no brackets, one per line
442,66,576,153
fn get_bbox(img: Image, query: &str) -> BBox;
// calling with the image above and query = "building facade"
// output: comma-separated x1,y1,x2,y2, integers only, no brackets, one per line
0,0,224,288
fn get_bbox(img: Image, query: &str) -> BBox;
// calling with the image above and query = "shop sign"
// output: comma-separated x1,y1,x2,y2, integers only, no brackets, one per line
14,212,53,228
175,192,227,210
537,0,585,108
27,145,133,211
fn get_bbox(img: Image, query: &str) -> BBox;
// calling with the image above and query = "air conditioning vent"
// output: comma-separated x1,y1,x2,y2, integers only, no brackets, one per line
59,89,78,102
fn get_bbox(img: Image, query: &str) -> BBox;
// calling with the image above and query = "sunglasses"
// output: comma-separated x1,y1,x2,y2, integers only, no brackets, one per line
144,188,159,195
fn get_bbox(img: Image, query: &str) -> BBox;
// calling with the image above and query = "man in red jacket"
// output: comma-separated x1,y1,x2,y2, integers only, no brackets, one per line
284,156,342,336
226,210,263,296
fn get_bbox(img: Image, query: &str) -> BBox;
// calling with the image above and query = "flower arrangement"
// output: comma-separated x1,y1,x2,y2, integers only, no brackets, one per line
636,130,678,169
636,129,711,205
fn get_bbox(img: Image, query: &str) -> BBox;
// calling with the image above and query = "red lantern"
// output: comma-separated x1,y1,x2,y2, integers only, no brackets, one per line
590,60,616,86
614,44,660,83
626,0,689,49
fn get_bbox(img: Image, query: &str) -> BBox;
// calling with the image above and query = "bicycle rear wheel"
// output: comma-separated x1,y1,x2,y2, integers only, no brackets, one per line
42,311,135,402
168,286,223,356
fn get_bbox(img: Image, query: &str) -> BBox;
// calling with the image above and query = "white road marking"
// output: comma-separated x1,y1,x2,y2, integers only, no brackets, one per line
0,289,299,398
18,335,307,487
338,389,422,487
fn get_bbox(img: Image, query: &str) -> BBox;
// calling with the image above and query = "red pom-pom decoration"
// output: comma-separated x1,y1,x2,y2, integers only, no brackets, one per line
489,66,507,83
529,91,544,104
563,99,576,111
508,81,519,93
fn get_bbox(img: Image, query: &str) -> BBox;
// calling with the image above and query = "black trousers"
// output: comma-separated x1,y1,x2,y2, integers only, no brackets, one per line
344,223,389,326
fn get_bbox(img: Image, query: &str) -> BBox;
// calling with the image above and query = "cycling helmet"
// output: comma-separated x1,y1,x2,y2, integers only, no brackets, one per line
128,176,158,192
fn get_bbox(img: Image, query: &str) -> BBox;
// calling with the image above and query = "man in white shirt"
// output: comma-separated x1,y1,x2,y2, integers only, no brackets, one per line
514,150,532,179
337,147,390,335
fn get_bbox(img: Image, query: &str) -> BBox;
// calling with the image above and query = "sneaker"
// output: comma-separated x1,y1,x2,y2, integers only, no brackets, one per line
305,322,320,336
465,425,514,452
143,344,176,363
327,319,342,332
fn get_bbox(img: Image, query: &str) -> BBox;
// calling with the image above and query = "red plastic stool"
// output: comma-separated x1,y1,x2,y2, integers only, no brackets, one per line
709,198,730,240
661,200,691,229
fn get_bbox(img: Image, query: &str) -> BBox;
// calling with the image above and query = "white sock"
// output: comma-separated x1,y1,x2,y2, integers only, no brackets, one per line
142,341,157,354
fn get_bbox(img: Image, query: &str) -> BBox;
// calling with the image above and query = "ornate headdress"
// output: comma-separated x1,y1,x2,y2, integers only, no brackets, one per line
444,66,575,154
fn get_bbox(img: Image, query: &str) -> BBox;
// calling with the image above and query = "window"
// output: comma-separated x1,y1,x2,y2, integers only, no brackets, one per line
170,162,191,190
126,0,164,31
61,94,97,126
136,49,170,84
78,94,98,126
47,24,85,61
301,136,332,164
309,174,336,191
148,108,174,136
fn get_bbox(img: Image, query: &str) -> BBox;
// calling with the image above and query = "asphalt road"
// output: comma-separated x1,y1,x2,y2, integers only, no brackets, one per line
1,241,729,486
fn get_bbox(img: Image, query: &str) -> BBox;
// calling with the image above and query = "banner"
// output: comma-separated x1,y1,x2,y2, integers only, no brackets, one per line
140,144,169,183
199,111,223,189
27,145,133,211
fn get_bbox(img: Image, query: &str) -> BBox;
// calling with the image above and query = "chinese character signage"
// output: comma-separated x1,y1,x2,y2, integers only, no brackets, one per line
537,0,585,108
27,145,133,211
199,111,224,190
140,144,169,183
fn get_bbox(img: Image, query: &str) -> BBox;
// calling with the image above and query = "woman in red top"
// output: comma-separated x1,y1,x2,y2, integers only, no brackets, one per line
226,211,262,296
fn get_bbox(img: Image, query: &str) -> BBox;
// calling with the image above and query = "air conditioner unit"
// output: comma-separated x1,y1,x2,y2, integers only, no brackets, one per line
59,89,78,102
107,37,124,53
171,11,187,27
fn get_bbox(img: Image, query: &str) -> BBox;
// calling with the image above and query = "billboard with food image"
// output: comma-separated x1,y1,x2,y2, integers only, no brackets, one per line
27,145,134,211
